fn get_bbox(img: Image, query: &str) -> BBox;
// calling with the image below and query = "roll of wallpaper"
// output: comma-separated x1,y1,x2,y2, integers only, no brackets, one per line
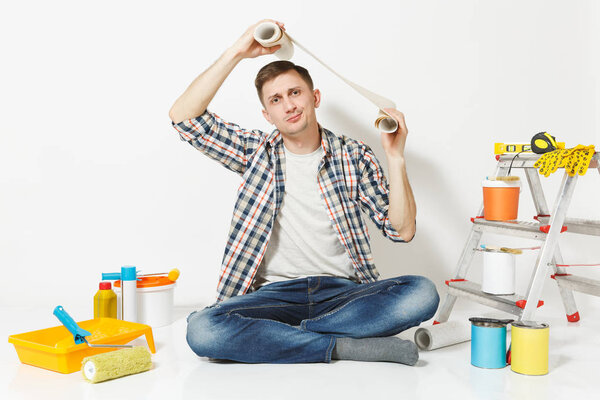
253,22,399,134
254,22,295,60
414,321,471,351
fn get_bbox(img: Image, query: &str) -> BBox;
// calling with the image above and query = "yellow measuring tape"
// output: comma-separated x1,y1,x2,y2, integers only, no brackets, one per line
533,145,595,177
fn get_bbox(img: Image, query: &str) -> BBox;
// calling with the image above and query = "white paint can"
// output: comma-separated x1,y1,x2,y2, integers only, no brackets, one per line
114,276,176,327
481,249,516,295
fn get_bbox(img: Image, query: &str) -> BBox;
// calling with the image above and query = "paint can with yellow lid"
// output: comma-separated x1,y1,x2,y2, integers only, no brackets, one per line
510,321,549,375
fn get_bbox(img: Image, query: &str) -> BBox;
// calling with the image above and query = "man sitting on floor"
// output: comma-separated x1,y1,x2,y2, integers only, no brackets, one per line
169,19,439,365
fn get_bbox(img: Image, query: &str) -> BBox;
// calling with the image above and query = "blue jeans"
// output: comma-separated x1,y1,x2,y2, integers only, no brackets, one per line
186,275,439,363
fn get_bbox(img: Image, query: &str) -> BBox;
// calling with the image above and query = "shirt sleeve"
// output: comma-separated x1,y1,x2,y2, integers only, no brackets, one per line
357,144,409,243
171,110,264,176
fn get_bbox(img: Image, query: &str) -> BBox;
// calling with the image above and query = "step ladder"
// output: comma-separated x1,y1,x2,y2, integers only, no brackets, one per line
434,152,600,324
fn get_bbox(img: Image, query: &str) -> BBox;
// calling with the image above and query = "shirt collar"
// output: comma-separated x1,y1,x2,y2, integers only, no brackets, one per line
266,129,282,148
267,124,333,157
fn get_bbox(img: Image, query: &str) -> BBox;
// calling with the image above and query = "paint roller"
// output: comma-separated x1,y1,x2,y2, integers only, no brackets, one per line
53,306,152,383
82,346,152,383
253,21,400,134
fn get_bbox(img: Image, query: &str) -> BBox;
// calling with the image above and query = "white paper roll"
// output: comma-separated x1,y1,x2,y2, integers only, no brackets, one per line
253,21,294,60
253,22,399,134
414,321,471,351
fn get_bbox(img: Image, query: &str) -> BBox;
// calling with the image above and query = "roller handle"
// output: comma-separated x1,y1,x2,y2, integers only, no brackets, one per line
53,305,92,344
102,272,121,280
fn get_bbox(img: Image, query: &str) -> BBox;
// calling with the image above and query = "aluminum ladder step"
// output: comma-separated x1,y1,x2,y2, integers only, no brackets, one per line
496,153,600,170
472,219,552,240
537,216,600,237
445,279,544,317
554,275,600,297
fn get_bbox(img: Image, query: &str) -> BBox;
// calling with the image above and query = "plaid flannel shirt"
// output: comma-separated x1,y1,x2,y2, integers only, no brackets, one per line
173,110,407,302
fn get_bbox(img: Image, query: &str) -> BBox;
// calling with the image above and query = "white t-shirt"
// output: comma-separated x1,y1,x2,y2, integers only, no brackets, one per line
252,144,357,289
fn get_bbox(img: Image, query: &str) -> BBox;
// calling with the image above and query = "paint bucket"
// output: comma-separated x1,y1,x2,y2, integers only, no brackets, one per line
481,248,516,295
482,178,521,221
114,276,176,328
510,321,549,375
470,317,513,369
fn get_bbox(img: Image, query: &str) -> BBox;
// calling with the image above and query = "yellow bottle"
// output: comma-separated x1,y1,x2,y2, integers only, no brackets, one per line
94,282,117,318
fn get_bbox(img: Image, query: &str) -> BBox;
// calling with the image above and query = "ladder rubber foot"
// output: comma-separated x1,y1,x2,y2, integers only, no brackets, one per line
567,312,580,323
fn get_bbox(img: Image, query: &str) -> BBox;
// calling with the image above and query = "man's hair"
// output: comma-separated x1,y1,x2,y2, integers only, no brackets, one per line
255,61,314,105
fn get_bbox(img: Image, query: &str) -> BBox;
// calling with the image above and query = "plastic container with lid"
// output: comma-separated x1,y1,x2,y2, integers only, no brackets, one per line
482,178,521,221
114,276,175,328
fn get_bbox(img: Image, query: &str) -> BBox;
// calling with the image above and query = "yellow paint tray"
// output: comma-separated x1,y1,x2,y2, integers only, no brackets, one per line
8,318,156,374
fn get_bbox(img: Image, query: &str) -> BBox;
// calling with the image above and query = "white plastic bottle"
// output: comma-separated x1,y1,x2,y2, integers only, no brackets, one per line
120,266,138,322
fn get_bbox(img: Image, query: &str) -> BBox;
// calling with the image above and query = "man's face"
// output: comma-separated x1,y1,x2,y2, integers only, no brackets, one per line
261,70,320,136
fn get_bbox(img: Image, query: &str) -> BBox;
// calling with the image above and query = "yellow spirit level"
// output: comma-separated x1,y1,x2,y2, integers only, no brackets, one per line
494,143,531,155
495,141,565,155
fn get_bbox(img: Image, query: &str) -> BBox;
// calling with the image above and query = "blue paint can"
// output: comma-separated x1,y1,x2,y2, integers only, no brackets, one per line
469,317,513,369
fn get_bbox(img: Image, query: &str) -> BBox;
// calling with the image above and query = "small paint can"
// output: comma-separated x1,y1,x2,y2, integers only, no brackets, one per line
510,321,549,375
481,248,516,295
470,317,512,369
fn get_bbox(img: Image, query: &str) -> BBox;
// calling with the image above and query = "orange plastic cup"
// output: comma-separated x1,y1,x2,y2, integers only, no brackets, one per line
482,179,521,221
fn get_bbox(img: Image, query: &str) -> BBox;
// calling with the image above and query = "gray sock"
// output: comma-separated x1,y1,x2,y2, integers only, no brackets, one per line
332,337,419,366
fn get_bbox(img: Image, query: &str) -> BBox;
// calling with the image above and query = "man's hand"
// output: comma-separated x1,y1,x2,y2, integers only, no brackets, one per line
169,20,286,124
380,108,408,160
229,19,285,61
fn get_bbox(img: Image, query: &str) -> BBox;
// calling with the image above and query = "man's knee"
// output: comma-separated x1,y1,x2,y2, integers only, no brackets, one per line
186,308,224,358
407,275,439,318
387,275,439,321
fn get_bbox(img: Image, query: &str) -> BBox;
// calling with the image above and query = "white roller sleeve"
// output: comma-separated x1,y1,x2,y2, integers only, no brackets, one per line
253,22,399,134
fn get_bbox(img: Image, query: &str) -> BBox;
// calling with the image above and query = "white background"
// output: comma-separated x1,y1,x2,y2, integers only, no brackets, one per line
1,0,599,316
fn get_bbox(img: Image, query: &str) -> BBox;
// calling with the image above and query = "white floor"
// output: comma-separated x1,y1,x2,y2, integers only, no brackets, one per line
2,300,599,400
